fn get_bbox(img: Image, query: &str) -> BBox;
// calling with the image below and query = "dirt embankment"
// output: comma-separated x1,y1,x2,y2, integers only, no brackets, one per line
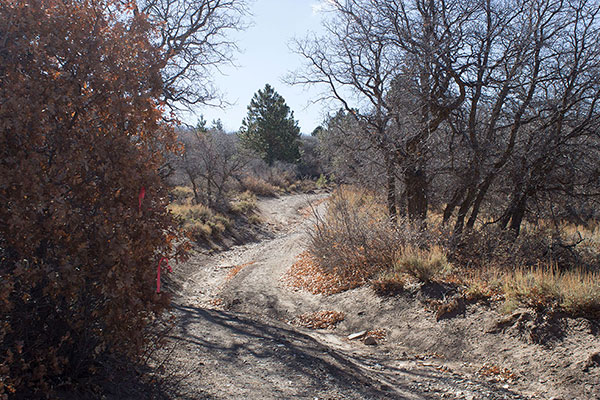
164,193,600,400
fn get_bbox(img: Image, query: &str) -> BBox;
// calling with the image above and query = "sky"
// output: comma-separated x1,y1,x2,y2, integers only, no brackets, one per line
183,0,334,134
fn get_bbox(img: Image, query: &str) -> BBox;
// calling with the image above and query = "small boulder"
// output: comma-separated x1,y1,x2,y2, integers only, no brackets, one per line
364,336,378,346
435,297,466,321
583,351,600,372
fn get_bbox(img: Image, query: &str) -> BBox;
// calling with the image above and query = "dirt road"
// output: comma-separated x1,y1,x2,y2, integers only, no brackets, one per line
165,194,599,400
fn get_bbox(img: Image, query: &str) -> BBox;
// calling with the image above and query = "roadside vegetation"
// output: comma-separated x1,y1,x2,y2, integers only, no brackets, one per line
279,0,600,326
165,110,324,247
291,186,600,321
4,0,600,397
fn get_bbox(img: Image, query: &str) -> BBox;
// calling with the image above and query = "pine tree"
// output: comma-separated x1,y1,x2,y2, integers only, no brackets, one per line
239,84,301,165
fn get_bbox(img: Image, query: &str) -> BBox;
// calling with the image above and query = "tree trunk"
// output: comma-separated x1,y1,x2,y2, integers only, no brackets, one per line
385,153,397,221
466,177,494,230
405,165,428,220
442,188,464,225
187,172,202,205
508,194,527,236
454,187,475,235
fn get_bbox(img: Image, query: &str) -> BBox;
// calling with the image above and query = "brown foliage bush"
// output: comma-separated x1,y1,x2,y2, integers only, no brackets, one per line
290,310,345,330
0,0,184,396
240,175,279,197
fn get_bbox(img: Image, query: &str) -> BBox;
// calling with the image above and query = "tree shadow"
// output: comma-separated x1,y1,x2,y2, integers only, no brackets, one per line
168,304,525,399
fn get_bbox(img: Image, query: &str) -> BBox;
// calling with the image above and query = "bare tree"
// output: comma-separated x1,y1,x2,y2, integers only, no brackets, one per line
441,0,600,235
299,0,600,237
136,0,248,107
291,0,401,217
178,123,249,208
291,0,467,220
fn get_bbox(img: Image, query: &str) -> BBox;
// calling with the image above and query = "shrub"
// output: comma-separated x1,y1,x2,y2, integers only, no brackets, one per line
371,270,406,296
308,187,396,276
170,186,195,205
169,203,232,242
395,246,451,283
0,1,184,396
316,174,328,189
230,191,258,216
169,203,213,222
308,187,444,278
241,175,279,197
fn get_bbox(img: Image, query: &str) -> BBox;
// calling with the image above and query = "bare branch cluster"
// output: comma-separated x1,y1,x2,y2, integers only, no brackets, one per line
295,0,600,236
137,0,248,107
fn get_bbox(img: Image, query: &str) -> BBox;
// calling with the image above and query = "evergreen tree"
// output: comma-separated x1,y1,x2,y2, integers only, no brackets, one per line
239,84,301,165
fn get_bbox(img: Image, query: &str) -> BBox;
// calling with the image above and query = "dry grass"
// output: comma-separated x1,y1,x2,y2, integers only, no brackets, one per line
287,179,318,193
371,270,407,296
168,203,232,241
395,245,452,283
230,191,257,216
290,310,345,330
302,186,452,294
170,185,195,204
501,265,600,317
298,184,600,320
241,176,279,197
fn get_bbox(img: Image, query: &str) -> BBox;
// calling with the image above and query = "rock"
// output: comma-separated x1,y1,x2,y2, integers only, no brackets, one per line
364,336,378,346
348,330,368,340
583,351,600,371
436,297,466,321
485,310,532,333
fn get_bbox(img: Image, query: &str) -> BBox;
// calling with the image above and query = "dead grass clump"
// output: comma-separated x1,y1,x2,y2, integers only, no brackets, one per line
170,185,195,205
230,191,257,216
561,271,600,318
502,265,600,317
284,252,371,295
395,245,451,283
186,221,213,239
291,310,345,330
462,270,504,303
241,176,279,197
288,179,317,193
169,203,212,221
168,203,231,241
371,270,407,296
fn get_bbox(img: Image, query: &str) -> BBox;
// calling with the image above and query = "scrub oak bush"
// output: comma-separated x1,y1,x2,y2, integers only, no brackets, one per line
0,0,184,396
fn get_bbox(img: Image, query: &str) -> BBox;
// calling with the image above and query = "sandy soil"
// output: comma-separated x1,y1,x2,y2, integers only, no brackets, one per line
164,193,600,400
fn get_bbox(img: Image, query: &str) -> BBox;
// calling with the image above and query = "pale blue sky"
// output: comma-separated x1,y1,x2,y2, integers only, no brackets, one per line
185,0,333,134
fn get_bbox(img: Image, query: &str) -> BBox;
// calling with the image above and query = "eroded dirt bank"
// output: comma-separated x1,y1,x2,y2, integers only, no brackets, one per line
164,193,600,400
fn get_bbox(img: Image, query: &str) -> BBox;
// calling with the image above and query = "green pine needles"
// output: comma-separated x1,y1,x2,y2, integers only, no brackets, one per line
239,84,301,165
